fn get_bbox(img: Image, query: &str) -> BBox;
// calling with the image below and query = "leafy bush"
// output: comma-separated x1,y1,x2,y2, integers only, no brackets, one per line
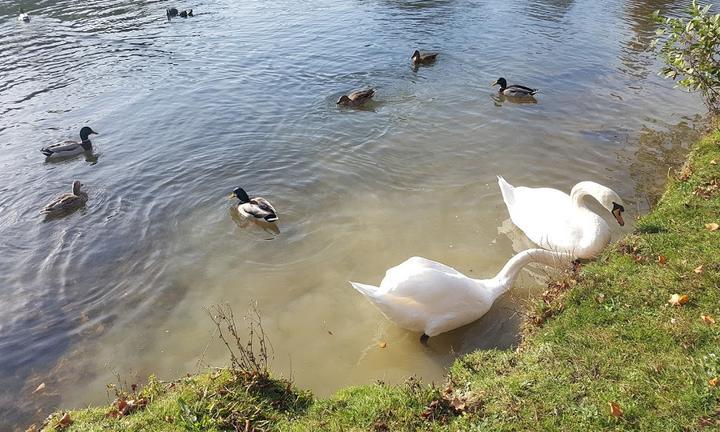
653,1,720,113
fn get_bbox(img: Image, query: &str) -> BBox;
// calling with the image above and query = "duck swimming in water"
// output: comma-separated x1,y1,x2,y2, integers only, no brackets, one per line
179,9,193,17
18,8,30,22
336,88,375,107
411,50,438,66
41,127,99,159
229,187,278,222
491,77,538,97
41,181,88,217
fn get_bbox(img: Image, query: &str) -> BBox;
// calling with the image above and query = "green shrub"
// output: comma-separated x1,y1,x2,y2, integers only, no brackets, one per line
653,1,720,113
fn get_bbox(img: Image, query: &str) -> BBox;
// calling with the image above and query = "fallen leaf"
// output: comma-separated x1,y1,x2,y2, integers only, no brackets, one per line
694,265,704,274
706,223,719,231
670,318,677,324
58,412,72,429
710,378,719,387
25,425,38,432
378,341,387,349
701,314,716,325
32,382,46,394
450,397,466,412
711,159,717,165
669,294,689,306
609,402,624,417
658,255,667,266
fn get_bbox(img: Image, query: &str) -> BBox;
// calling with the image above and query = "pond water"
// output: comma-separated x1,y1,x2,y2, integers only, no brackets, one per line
0,0,705,427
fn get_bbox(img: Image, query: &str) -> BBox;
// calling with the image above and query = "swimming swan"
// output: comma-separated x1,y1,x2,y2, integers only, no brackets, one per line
498,176,625,259
350,248,571,343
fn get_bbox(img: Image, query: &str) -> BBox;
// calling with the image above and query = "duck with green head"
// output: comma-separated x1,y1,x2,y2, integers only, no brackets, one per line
41,126,99,159
491,77,538,97
229,187,278,222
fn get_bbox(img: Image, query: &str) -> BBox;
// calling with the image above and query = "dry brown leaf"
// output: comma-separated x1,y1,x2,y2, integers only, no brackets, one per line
709,378,719,387
701,314,716,325
450,397,466,412
658,255,667,266
378,341,387,349
609,402,624,417
694,265,704,274
706,223,720,231
58,412,72,429
669,294,689,306
25,425,38,432
32,382,46,394
711,159,718,165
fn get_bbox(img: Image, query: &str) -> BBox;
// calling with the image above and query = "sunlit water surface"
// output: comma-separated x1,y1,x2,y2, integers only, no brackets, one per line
0,0,705,427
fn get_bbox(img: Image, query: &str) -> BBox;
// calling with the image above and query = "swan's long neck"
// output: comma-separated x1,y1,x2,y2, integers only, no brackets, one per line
487,249,572,299
570,181,610,213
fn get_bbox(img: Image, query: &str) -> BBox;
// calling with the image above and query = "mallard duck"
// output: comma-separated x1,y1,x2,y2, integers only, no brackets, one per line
411,50,438,66
498,176,625,259
336,88,375,107
41,181,88,216
18,8,30,22
179,9,193,17
229,187,278,222
491,77,538,97
351,249,571,344
166,8,179,19
41,127,99,159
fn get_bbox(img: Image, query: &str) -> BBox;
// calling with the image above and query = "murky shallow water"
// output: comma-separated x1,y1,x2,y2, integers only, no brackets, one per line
0,0,705,427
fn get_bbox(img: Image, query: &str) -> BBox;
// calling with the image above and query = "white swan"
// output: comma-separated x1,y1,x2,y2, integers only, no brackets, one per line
497,176,625,259
350,249,571,343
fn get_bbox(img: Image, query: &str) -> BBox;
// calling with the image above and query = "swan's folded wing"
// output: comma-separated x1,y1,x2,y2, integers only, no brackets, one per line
381,259,478,305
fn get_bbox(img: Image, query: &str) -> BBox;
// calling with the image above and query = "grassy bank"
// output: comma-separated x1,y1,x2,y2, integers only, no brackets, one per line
40,130,720,431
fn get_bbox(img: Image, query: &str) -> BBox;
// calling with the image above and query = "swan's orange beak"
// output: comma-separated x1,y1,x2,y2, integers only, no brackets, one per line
612,208,625,226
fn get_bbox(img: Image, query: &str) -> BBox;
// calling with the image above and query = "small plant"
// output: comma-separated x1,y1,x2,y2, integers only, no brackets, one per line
653,1,720,113
208,303,273,382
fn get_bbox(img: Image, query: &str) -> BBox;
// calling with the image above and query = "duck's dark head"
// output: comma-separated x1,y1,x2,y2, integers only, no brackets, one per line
230,187,251,203
336,95,351,105
72,180,83,194
79,126,98,141
491,77,507,90
411,50,420,60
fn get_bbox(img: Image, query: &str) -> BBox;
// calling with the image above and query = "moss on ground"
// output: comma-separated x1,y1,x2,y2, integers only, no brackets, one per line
39,130,720,431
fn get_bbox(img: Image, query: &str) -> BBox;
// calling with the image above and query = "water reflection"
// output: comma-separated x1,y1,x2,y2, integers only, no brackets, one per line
0,0,707,429
491,93,539,106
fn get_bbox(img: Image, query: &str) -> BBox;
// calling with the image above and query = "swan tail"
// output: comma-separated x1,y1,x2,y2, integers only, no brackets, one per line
497,176,515,207
350,281,381,299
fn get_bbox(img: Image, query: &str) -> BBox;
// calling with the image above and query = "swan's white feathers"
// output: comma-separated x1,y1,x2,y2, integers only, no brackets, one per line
498,177,614,258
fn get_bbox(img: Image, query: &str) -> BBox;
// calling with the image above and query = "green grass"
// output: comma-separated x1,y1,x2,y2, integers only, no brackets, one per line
40,130,720,431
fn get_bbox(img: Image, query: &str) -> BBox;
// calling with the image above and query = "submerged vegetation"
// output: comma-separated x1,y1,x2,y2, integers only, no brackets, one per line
37,129,720,431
